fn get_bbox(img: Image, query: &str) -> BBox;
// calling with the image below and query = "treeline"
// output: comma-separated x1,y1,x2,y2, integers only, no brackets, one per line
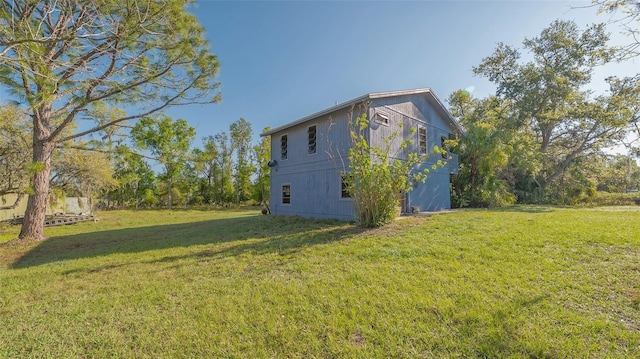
0,108,271,211
99,117,271,210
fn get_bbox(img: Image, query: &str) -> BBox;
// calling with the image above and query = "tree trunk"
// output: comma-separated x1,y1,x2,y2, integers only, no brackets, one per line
167,178,172,210
19,139,55,241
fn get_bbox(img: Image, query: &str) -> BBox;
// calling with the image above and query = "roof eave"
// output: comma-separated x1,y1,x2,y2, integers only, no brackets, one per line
261,93,370,137
260,87,464,137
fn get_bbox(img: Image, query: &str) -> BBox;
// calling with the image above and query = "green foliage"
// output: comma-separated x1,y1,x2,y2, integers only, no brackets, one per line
51,144,118,198
252,127,271,206
84,103,129,152
26,162,45,175
0,105,30,196
102,146,156,209
456,20,639,205
346,112,429,227
211,132,235,203
191,137,220,205
0,0,220,239
140,188,159,208
594,154,640,192
590,191,640,206
190,121,261,207
449,91,517,207
131,115,195,210
0,1,221,127
230,118,255,204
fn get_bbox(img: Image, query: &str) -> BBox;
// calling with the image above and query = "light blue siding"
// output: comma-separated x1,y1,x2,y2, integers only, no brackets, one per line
268,90,460,220
269,106,355,220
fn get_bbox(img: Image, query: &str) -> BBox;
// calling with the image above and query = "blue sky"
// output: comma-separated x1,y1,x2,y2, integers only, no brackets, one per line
168,0,638,147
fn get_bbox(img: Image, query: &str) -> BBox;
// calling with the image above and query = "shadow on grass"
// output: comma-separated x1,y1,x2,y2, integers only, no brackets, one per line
10,215,365,269
489,205,555,213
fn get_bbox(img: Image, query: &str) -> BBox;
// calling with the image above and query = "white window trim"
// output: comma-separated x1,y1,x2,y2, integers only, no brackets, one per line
375,112,390,126
418,126,427,156
281,183,291,206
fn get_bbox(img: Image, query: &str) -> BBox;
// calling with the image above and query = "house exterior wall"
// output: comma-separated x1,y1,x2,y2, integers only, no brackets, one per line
268,91,459,220
269,106,358,220
369,94,458,212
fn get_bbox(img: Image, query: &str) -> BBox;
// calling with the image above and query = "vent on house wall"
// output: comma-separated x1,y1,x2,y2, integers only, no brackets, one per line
375,112,389,125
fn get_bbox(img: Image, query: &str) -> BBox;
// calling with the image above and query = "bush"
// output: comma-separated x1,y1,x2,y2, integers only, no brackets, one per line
589,191,640,206
346,112,432,227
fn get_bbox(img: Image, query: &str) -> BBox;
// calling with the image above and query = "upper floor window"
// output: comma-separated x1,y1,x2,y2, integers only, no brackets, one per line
308,125,317,155
418,127,427,155
375,112,389,126
280,134,288,160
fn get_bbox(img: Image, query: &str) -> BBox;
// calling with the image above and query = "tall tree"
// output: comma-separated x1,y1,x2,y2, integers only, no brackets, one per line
191,136,220,205
229,118,254,204
131,115,195,210
474,20,634,202
103,146,155,209
448,91,517,207
0,1,220,240
213,131,234,204
252,127,271,207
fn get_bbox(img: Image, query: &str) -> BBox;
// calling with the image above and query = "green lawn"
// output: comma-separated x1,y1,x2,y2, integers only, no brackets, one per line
1,207,639,358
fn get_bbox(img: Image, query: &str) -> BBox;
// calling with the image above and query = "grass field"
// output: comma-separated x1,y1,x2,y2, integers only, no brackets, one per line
1,207,639,358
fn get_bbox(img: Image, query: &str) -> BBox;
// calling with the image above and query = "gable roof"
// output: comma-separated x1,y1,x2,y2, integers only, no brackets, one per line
261,88,463,137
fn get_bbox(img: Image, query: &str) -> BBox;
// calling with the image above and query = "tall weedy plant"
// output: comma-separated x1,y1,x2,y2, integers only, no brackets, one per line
345,112,439,227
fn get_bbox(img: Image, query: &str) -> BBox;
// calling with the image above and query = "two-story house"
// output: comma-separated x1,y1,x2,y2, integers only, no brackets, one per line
261,88,462,220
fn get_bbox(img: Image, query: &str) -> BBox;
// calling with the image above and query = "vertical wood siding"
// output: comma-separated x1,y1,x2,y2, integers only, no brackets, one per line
269,92,459,219
269,106,356,220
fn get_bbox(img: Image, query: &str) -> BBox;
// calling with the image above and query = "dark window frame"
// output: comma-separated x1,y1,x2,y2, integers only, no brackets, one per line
280,134,288,160
307,125,317,155
340,174,352,199
282,184,291,205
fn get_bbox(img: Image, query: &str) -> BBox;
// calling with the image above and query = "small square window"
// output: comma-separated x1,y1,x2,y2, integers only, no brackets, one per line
282,184,291,204
418,127,427,155
308,125,317,155
280,135,288,160
375,113,389,125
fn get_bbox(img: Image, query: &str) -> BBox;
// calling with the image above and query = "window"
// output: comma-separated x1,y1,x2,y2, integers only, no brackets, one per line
282,184,291,204
375,112,389,125
340,174,352,199
307,125,317,155
280,134,288,160
418,127,427,155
